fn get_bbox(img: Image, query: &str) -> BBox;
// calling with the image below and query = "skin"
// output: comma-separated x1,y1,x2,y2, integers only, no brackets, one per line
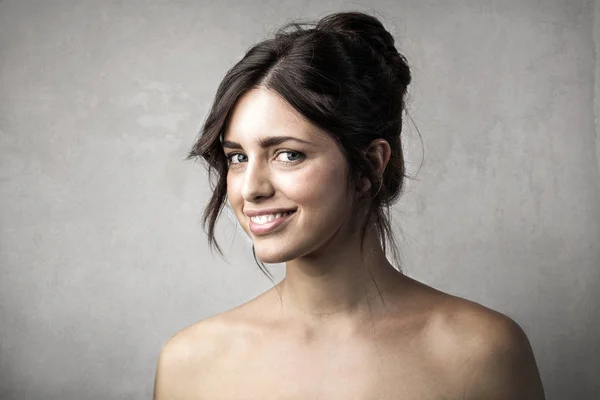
153,87,546,399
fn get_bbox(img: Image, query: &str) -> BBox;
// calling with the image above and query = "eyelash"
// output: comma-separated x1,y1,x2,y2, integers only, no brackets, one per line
226,150,305,166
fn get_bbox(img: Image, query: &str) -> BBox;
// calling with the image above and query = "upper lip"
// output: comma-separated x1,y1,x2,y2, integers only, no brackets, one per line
244,208,297,217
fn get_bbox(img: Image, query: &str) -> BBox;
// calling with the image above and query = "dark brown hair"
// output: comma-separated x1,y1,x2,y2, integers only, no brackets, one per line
186,11,415,284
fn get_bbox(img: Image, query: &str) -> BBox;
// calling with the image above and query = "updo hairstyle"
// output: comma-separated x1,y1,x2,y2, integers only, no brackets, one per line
187,11,413,280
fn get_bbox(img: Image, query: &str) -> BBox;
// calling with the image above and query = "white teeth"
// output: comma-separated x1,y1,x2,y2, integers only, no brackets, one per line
250,212,291,224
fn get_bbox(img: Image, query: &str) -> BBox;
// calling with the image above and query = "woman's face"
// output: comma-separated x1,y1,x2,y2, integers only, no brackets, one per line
222,87,357,263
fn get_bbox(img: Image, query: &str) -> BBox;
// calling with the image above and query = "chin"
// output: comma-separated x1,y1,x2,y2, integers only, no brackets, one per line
252,239,304,264
253,246,294,264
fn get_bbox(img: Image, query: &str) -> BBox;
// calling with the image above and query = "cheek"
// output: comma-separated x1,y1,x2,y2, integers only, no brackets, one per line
281,161,349,207
226,173,242,208
226,175,249,233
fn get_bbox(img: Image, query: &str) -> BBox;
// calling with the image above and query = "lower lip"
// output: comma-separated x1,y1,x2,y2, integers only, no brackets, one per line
249,211,296,236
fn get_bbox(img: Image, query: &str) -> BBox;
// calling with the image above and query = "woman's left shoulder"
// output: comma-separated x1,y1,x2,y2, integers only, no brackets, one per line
429,294,528,353
424,293,545,398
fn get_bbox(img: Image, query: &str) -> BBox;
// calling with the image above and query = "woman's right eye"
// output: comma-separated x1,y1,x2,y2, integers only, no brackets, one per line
226,153,248,164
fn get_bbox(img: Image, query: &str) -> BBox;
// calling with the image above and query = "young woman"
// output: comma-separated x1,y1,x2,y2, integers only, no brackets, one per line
153,11,545,399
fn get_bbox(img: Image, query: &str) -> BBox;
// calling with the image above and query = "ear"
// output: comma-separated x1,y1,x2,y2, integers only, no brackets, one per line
358,139,391,193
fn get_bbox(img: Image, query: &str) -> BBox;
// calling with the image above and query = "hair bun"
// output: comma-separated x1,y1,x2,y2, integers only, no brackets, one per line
316,12,411,87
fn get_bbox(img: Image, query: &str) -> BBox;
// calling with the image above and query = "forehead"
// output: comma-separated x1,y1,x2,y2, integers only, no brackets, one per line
223,88,324,143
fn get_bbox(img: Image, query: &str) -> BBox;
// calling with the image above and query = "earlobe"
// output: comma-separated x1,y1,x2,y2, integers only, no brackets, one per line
358,176,371,194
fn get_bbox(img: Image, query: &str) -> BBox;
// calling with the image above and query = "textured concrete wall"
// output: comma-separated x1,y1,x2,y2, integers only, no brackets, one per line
1,0,598,399
595,1,600,187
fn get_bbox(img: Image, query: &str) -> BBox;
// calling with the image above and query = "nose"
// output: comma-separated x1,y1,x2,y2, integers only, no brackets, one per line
241,158,274,202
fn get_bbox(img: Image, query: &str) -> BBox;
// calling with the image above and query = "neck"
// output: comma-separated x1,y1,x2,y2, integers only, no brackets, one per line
276,223,404,326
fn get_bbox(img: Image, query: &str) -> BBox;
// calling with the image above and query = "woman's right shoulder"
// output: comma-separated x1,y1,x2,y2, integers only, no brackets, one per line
153,314,233,400
159,313,232,363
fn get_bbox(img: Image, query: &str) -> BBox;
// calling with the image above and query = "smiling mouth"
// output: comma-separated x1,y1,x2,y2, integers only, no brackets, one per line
248,211,296,235
250,211,294,224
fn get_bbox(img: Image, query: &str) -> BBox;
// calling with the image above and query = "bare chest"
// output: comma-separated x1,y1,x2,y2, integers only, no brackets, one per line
198,337,460,400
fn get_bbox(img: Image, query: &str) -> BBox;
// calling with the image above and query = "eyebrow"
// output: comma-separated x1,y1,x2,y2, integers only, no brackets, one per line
221,136,312,150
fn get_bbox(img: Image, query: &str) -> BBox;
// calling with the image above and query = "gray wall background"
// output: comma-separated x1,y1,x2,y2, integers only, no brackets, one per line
1,0,598,399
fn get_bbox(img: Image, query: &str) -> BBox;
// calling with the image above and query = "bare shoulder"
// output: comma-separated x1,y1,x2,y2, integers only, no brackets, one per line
152,314,232,400
424,293,545,399
152,289,278,398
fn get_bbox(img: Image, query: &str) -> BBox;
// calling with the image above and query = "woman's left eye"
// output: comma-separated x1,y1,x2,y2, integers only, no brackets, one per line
276,151,305,163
